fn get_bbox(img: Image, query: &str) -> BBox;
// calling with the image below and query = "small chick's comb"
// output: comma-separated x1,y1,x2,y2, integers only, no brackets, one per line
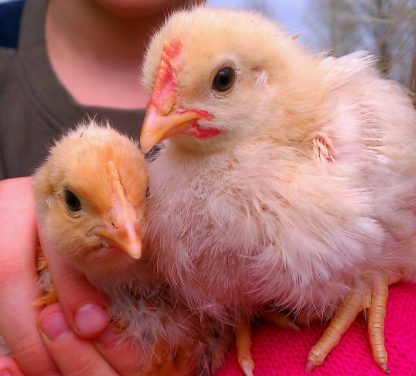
148,38,182,114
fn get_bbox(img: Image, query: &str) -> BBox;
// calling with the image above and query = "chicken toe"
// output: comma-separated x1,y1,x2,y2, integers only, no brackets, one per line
307,272,391,373
368,273,389,374
263,311,300,331
306,284,368,372
235,323,255,376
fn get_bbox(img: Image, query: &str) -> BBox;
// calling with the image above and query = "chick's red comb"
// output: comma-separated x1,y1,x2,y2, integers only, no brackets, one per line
148,38,182,114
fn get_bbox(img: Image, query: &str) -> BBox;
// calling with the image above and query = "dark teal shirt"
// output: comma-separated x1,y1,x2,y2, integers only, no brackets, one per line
0,0,145,179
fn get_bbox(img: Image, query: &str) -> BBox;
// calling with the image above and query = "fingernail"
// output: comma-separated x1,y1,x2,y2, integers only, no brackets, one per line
0,370,12,376
74,303,109,336
39,310,69,341
96,326,122,348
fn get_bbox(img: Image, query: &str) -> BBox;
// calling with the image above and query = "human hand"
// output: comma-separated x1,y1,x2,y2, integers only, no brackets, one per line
0,177,59,375
38,303,144,375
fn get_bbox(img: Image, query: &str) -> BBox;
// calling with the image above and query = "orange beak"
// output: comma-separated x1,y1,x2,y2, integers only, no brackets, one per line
139,38,216,153
93,226,142,260
90,161,142,259
140,103,213,154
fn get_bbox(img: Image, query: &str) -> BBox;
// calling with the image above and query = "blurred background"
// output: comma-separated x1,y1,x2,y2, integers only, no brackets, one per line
1,0,414,91
208,0,416,92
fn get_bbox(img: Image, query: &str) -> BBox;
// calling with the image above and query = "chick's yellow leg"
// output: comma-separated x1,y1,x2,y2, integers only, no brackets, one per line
235,312,299,376
306,286,365,373
235,322,255,376
368,273,389,374
263,311,300,331
306,273,391,374
292,312,321,327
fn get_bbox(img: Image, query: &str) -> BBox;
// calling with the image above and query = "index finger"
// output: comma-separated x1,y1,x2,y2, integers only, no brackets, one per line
39,304,119,376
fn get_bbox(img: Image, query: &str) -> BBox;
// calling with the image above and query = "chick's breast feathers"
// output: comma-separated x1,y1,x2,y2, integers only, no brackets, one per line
142,7,416,322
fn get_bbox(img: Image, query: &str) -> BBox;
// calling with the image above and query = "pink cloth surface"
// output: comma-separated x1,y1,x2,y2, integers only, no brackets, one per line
216,283,416,376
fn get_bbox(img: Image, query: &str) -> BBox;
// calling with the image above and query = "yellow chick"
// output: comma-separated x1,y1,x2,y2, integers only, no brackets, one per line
139,7,416,375
33,121,146,288
28,121,231,375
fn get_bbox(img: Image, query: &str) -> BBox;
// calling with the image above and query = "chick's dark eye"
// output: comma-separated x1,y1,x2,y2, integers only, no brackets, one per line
64,189,82,212
212,67,235,92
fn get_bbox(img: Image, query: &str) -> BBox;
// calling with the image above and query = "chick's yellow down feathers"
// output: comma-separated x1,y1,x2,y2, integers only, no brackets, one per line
33,121,148,285
140,6,416,373
0,121,232,375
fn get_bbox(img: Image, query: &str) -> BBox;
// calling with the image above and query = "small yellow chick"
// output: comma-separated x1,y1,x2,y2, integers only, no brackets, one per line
33,121,146,289
139,6,416,375
24,121,231,375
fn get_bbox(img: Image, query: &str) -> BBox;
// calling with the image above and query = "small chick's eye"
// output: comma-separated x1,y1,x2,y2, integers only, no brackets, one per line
64,189,82,212
212,67,235,92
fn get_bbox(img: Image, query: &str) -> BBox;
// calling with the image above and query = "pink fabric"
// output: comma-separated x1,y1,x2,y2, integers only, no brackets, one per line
217,283,416,376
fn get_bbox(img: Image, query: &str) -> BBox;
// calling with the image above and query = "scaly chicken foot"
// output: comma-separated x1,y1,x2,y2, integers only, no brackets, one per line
368,273,389,374
306,273,390,373
236,312,299,376
306,287,365,373
263,311,300,331
236,322,255,376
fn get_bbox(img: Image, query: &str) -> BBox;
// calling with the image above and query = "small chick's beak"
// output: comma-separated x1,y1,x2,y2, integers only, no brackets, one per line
91,162,142,259
94,227,142,259
140,104,213,153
